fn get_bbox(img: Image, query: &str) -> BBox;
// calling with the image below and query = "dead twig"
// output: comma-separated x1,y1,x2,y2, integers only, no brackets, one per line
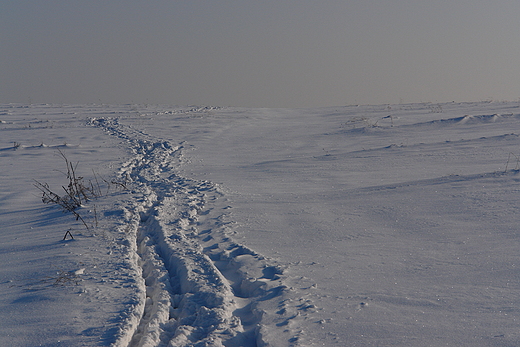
63,230,74,240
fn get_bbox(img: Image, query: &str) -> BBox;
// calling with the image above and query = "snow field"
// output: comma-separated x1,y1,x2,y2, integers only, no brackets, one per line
0,105,139,346
3,101,520,346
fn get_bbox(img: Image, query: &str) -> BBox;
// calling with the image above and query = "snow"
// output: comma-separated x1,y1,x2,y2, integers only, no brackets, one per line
2,101,520,346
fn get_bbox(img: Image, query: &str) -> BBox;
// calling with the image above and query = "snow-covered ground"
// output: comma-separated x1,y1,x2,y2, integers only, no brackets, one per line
2,101,520,346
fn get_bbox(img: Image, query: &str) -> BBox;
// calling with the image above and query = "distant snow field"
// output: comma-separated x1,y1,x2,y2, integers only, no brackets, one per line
2,101,520,346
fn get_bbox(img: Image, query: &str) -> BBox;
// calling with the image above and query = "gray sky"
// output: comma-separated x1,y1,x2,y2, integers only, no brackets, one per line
2,1,520,108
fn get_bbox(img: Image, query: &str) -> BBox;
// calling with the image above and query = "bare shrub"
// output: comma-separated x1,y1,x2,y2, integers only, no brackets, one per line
34,150,129,237
34,150,102,231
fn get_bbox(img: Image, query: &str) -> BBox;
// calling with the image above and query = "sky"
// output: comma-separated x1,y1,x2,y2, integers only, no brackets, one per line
1,1,520,108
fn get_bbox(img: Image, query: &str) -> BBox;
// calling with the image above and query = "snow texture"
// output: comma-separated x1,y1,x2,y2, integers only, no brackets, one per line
2,101,520,346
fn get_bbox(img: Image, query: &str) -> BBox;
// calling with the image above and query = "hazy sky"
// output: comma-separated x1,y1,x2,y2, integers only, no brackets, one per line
2,1,520,108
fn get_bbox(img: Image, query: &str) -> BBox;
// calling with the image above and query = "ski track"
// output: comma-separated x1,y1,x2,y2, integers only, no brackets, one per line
89,117,309,347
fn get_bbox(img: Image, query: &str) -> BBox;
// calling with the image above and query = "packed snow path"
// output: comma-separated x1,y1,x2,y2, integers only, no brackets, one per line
90,117,308,346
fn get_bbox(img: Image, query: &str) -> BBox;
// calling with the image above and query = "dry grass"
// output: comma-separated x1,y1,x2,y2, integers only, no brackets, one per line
34,149,128,237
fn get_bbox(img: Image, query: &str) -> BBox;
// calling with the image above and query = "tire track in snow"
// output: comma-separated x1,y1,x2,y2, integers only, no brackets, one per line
90,117,308,347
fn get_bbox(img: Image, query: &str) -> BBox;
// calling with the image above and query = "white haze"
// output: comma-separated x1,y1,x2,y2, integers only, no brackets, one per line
1,1,520,107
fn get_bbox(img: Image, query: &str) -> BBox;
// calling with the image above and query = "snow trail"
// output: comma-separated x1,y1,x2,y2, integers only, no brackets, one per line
89,117,307,346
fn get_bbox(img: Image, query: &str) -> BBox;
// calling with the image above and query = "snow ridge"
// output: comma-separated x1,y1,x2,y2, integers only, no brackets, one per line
89,117,305,347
